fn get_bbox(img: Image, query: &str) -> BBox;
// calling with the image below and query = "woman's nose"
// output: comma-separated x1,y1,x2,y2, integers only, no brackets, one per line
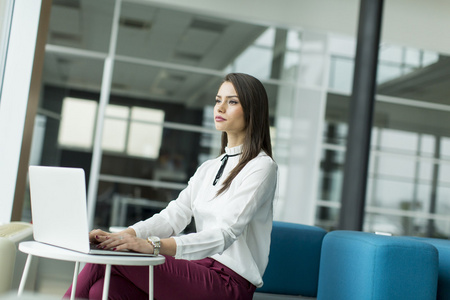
217,103,225,112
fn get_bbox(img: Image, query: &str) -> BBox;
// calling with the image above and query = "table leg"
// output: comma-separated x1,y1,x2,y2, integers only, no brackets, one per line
70,261,80,300
102,264,112,300
18,254,33,296
149,265,154,300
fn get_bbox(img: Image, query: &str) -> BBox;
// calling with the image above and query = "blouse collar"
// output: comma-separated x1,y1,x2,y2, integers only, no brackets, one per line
225,144,243,156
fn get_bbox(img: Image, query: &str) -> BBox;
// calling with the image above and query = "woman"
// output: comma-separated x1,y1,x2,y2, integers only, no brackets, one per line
64,73,278,300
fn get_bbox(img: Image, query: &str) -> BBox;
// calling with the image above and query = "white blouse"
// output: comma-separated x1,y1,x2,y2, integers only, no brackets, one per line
130,144,278,287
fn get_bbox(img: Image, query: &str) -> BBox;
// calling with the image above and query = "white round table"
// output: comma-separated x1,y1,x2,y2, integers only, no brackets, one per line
18,241,165,300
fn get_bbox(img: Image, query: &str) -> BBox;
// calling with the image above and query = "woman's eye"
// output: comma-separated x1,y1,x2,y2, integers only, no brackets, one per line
229,100,238,105
215,99,221,104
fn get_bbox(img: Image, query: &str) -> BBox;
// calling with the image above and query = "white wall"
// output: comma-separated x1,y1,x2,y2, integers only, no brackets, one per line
0,0,43,223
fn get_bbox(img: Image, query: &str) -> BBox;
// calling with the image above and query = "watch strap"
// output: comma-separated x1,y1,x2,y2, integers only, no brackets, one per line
147,236,161,256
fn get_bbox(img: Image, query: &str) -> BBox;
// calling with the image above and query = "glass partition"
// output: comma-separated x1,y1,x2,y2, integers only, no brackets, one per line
28,0,328,229
0,0,14,99
32,0,450,238
47,0,114,52
22,52,104,221
318,30,450,235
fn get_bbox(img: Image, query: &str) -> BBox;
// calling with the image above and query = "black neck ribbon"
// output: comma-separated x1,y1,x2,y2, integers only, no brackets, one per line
212,153,241,186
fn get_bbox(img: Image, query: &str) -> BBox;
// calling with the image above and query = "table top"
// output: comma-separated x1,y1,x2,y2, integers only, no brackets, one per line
19,241,165,266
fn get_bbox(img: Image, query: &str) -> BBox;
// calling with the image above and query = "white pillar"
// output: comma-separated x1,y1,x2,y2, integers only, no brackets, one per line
0,0,48,223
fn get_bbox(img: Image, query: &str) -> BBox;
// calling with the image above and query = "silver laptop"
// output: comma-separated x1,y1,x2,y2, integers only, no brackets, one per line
28,165,154,256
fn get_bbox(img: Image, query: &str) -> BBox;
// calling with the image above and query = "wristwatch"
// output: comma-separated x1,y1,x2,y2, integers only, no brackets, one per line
147,236,161,255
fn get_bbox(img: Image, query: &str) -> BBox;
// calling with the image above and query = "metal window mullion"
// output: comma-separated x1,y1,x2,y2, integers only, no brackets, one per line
317,200,450,223
410,134,422,232
367,128,382,229
114,54,302,90
124,107,132,155
45,44,107,60
87,0,121,229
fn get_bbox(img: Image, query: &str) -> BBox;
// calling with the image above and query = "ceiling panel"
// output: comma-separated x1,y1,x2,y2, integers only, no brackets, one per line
44,1,268,110
377,56,450,106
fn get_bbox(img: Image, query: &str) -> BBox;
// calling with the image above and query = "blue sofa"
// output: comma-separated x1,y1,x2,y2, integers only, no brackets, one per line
405,236,450,300
256,221,326,298
255,222,444,300
317,231,438,300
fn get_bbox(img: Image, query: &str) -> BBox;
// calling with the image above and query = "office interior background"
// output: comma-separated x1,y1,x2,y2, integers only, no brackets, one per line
2,0,450,241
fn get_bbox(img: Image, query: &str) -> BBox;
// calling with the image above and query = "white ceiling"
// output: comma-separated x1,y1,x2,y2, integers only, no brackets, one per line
44,0,269,109
149,0,450,56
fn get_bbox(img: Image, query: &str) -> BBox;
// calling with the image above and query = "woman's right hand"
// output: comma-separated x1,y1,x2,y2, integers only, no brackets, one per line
89,227,137,244
89,229,110,244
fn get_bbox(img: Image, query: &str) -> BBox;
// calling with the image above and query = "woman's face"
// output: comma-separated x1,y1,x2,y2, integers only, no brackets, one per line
214,81,246,139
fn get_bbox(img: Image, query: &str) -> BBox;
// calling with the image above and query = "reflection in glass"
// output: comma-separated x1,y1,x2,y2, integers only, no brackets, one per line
95,181,185,230
39,0,450,237
47,0,114,52
117,3,268,73
329,57,354,93
315,206,339,231
322,119,349,146
328,35,355,93
43,52,105,93
379,45,403,63
233,46,273,79
368,178,415,209
438,164,450,184
128,107,164,159
440,137,450,160
23,51,103,221
375,156,417,178
431,219,450,239
97,126,219,228
323,87,450,235
377,64,403,85
254,27,275,48
404,48,421,67
377,48,443,104
315,147,344,231
317,148,344,201
102,105,128,152
0,0,13,99
59,97,97,149
365,213,406,236
111,61,223,116
437,186,450,217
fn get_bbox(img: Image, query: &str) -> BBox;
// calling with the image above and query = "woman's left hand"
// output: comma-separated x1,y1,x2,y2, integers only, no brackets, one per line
96,233,154,254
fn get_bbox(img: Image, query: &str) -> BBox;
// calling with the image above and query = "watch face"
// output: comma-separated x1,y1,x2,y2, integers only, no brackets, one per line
148,237,160,255
149,236,160,247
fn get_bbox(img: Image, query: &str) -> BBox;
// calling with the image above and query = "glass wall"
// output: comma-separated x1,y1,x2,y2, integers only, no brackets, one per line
22,0,450,239
0,0,14,98
24,0,312,230
317,32,450,238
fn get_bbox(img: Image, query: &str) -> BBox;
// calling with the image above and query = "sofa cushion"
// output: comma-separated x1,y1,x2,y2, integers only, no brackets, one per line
317,231,438,300
407,236,450,300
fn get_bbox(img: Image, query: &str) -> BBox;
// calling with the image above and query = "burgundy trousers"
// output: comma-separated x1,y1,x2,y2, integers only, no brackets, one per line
63,256,256,300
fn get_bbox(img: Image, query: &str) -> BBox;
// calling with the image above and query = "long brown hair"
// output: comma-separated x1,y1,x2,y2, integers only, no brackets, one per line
216,73,273,195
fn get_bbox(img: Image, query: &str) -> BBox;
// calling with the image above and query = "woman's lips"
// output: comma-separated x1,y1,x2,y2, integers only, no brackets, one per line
215,116,226,122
